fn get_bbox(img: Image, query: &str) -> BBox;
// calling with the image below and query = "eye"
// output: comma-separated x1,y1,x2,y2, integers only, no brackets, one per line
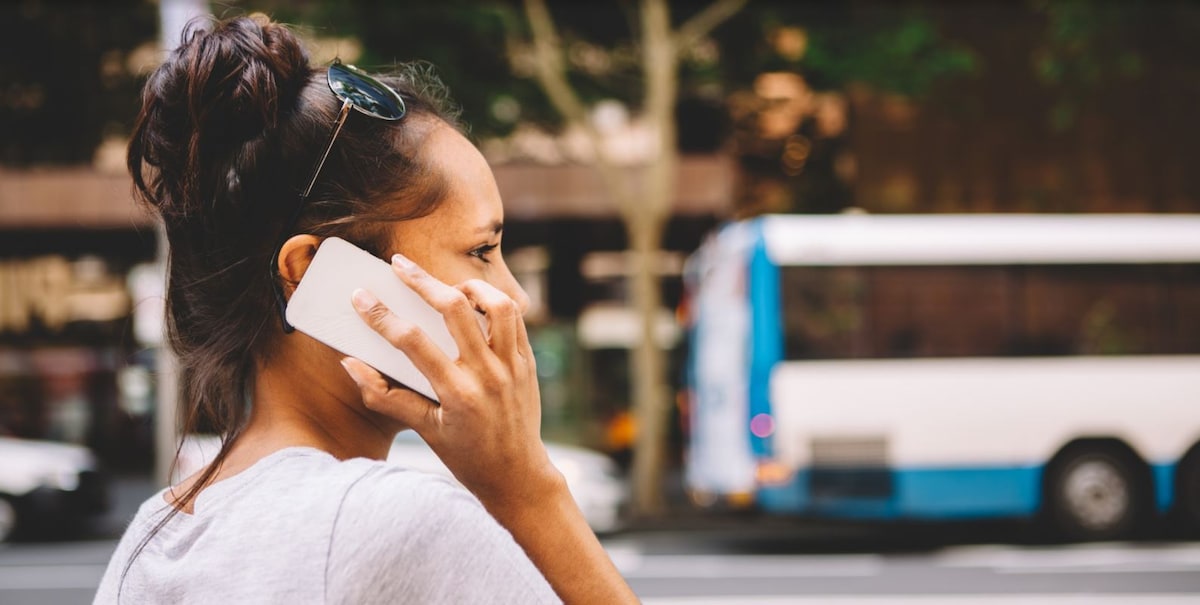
469,243,498,263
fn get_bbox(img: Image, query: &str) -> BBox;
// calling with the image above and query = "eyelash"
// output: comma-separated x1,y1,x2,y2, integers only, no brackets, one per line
469,243,499,263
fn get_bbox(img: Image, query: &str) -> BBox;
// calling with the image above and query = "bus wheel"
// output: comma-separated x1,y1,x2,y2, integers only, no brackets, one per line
1044,446,1144,541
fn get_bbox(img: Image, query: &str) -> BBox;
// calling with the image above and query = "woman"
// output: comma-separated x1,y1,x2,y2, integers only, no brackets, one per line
95,14,637,604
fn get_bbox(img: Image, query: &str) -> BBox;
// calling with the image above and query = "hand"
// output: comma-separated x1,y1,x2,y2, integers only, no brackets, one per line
343,254,638,605
340,253,560,509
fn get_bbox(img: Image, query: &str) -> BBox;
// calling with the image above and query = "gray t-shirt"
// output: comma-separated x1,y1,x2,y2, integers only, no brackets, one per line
94,447,561,604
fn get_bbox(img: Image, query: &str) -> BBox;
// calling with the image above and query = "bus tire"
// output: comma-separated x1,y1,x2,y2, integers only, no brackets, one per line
1175,446,1200,533
1043,445,1146,542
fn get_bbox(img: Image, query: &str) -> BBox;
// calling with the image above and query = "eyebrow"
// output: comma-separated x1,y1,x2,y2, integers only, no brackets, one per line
476,221,504,236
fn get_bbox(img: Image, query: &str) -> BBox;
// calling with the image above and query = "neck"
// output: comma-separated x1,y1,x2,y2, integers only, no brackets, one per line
234,347,399,462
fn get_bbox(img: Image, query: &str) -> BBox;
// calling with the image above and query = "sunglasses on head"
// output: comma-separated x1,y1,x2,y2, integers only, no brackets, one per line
271,60,408,333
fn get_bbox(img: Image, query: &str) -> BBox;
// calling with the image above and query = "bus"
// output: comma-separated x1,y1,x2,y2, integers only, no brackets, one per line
681,213,1200,540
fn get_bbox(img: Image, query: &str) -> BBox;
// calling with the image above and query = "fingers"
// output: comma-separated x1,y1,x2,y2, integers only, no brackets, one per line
340,356,439,433
512,312,534,372
389,254,491,360
457,279,524,366
350,288,460,389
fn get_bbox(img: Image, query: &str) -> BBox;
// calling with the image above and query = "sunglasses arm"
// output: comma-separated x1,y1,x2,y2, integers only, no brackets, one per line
300,99,354,199
271,98,353,333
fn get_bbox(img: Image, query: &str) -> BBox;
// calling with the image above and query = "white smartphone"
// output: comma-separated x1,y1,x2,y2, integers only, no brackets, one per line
285,237,473,403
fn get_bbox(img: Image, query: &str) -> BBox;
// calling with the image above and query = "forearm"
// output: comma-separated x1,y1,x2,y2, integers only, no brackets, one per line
482,472,639,604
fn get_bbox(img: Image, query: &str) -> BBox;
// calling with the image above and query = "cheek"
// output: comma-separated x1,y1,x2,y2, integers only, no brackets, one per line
389,241,479,287
386,227,445,275
430,260,484,288
385,223,484,287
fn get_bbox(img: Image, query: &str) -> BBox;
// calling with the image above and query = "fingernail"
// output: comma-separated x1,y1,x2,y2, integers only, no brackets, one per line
351,288,378,311
340,358,364,384
391,253,415,270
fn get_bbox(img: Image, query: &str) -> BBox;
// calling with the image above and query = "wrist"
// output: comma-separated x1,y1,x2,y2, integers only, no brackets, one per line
477,462,570,527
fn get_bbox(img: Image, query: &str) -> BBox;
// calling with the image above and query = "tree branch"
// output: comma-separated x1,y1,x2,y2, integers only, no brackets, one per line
639,0,678,226
523,0,591,128
672,0,748,57
522,0,639,213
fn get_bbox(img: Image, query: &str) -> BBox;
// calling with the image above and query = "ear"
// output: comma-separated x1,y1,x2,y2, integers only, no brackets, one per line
277,234,323,297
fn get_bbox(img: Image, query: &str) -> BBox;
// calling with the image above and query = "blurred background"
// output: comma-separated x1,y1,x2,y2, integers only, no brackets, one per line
1,0,1199,603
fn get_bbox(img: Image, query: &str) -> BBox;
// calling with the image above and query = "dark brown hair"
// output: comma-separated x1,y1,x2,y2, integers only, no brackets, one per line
123,12,462,556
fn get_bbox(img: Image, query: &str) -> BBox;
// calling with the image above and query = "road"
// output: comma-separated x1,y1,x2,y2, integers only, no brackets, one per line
3,528,1199,604
3,476,1198,604
610,529,1200,604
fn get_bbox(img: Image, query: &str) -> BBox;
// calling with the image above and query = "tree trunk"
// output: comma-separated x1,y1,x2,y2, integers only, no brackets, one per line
626,210,669,515
626,0,678,517
519,0,746,518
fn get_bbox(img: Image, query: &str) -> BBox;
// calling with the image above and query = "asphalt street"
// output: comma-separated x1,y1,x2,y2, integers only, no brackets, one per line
612,535,1200,603
2,476,1198,604
3,532,1199,604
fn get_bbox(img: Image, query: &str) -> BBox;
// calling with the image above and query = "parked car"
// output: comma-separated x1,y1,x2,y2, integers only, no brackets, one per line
176,432,628,534
386,431,628,534
0,436,110,542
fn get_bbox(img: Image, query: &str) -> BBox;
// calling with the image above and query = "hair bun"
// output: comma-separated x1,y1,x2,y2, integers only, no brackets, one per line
127,14,313,219
177,14,310,142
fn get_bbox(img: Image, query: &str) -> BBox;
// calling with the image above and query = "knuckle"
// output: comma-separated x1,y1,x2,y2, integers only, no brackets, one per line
463,281,516,317
357,377,386,404
443,293,474,317
490,296,518,319
382,321,420,347
462,279,490,293
445,382,477,404
359,389,384,409
479,359,512,387
364,302,392,325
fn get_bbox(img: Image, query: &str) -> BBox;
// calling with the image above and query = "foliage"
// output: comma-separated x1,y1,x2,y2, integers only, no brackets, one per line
1030,0,1158,131
0,0,983,164
712,3,978,98
228,1,979,139
3,1,1190,169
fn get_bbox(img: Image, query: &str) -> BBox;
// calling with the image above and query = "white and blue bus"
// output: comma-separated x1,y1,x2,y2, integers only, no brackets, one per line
682,213,1200,540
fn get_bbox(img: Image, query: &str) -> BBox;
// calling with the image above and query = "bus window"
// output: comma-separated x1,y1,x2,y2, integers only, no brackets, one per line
780,266,868,360
781,263,1200,360
1165,264,1200,354
1019,264,1200,356
867,266,1015,358
782,265,1017,359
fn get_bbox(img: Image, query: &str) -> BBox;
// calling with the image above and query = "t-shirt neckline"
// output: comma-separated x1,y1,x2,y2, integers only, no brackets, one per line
161,446,330,517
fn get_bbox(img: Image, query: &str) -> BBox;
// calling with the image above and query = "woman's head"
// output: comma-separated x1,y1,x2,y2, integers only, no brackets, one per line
127,14,514,442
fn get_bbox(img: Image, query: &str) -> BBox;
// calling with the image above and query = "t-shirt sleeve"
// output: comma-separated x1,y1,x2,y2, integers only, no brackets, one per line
325,466,561,605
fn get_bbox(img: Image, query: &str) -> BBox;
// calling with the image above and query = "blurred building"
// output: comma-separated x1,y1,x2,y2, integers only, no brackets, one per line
0,155,734,466
0,168,158,470
6,0,1199,473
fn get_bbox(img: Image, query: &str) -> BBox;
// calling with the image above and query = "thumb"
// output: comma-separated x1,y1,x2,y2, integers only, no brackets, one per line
340,357,437,433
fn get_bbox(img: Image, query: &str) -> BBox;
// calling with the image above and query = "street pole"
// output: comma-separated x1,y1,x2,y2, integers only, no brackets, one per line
154,0,208,487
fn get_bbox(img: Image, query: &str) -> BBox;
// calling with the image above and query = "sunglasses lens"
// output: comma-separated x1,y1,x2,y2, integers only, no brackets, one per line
328,63,406,120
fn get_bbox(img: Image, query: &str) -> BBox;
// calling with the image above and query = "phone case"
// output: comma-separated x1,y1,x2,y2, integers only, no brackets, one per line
285,237,459,402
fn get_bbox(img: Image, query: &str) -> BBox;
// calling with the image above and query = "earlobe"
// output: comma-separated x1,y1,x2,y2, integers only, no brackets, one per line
277,234,323,295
